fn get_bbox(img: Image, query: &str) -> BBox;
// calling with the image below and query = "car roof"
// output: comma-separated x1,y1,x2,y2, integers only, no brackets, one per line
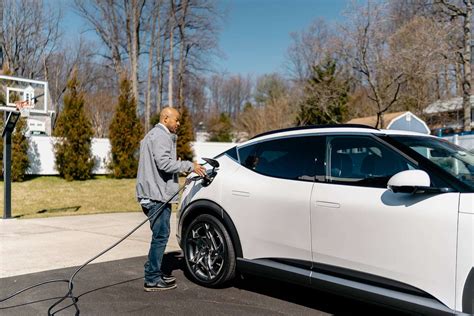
241,125,435,147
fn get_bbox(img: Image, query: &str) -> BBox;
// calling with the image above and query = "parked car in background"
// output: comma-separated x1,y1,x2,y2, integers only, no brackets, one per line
177,125,474,315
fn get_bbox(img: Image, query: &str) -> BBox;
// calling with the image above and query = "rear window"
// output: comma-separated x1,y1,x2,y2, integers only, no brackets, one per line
237,136,325,182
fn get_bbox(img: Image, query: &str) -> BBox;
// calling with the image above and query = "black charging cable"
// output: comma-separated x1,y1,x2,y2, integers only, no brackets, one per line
0,171,212,315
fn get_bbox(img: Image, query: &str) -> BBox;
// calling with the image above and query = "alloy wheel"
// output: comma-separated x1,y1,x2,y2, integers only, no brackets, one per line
185,221,226,282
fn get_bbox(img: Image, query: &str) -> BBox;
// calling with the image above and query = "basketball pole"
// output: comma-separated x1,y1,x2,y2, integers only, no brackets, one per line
2,108,21,219
3,111,12,219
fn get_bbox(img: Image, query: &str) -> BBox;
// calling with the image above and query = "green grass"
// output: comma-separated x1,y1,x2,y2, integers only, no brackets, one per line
0,176,142,219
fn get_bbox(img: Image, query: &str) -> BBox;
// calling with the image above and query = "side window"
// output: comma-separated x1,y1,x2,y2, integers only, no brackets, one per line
327,136,415,188
238,136,326,181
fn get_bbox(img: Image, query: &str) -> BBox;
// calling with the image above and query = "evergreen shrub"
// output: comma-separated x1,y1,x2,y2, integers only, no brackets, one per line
108,77,143,178
53,73,95,181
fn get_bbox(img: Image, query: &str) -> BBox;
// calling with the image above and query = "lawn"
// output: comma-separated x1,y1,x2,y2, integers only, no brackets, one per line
0,176,142,218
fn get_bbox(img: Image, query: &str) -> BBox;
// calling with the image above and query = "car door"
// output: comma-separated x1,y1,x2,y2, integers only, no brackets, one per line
221,135,325,263
310,135,459,309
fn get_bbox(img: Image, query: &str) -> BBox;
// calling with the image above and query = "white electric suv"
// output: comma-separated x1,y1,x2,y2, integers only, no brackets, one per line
177,125,473,315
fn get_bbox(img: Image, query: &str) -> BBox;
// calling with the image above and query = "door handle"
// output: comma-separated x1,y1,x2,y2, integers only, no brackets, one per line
232,190,250,197
315,201,340,208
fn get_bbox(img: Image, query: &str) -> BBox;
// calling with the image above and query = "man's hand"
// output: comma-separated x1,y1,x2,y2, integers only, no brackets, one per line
193,162,207,177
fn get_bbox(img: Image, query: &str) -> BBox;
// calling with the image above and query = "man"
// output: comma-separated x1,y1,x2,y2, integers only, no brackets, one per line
136,107,206,291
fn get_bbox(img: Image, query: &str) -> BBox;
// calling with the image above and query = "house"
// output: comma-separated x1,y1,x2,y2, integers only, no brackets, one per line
423,96,474,131
347,111,430,134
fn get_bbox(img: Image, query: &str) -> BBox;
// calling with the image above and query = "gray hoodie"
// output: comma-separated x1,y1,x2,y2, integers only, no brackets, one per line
136,124,193,203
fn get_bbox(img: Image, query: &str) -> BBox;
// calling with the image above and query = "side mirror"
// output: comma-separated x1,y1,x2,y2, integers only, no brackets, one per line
387,170,452,194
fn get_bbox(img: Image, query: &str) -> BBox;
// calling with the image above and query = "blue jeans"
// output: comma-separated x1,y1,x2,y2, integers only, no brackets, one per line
142,201,171,283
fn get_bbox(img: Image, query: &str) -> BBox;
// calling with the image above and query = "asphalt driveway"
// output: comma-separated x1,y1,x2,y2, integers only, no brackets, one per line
0,252,410,315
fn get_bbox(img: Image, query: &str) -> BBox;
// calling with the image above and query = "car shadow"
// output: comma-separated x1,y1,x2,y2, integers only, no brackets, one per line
381,190,435,207
233,274,414,315
161,251,413,316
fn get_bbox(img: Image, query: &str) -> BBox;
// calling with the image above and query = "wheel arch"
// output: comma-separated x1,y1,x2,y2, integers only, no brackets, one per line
180,199,243,258
463,268,473,313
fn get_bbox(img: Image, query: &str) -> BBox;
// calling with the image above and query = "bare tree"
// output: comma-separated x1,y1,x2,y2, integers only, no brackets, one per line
236,95,296,139
207,73,225,113
236,74,295,138
84,90,117,137
285,18,333,83
0,0,4,69
74,0,126,77
220,75,252,118
125,0,146,109
74,0,145,106
168,0,175,107
45,38,98,115
436,0,472,131
152,1,172,116
185,75,208,127
173,0,222,108
176,0,189,107
1,0,61,78
144,0,164,131
390,17,451,113
339,1,406,128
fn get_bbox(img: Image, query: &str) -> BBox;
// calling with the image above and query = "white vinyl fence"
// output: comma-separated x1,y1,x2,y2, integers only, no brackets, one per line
442,134,474,151
27,136,236,175
25,134,473,176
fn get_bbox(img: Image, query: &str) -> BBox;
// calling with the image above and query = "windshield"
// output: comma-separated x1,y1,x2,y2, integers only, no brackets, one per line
391,136,474,190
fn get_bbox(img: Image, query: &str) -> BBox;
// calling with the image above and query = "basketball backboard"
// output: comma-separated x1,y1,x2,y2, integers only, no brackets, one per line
0,75,49,114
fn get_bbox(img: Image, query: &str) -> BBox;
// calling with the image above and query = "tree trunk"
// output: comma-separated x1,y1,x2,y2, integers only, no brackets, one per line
125,0,143,114
0,0,4,70
145,3,160,132
462,0,472,131
177,0,189,108
455,61,463,96
168,0,175,108
155,33,165,115
154,5,166,115
108,0,124,77
443,63,450,99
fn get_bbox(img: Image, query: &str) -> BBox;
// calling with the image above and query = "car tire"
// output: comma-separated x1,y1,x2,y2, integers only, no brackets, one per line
183,214,236,287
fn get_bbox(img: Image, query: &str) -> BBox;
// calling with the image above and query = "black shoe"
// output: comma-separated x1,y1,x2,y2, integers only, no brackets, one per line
162,275,176,284
144,278,177,292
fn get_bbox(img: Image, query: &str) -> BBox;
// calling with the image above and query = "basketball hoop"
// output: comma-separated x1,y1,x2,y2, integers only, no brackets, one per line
14,100,33,117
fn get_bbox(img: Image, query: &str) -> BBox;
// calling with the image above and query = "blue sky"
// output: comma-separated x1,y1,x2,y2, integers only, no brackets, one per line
218,0,347,76
59,0,347,77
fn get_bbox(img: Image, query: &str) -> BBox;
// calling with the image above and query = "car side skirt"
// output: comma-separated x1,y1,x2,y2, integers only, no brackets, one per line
237,258,461,315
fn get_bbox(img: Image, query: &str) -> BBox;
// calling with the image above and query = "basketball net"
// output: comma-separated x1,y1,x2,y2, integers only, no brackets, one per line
14,100,33,117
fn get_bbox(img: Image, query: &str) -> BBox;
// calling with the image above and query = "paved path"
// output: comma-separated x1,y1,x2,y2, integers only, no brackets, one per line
0,212,178,278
